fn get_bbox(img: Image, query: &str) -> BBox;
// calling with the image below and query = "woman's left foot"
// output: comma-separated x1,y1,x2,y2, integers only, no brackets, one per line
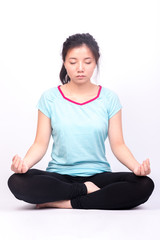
36,200,72,209
84,181,100,194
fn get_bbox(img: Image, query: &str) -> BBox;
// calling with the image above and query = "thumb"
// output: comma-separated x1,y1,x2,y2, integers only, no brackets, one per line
133,165,140,175
21,161,29,173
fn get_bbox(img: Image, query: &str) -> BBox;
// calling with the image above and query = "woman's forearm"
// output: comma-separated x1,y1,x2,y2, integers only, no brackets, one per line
23,142,47,169
111,143,140,172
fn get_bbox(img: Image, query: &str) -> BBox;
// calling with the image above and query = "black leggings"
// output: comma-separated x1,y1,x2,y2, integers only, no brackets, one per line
8,169,154,210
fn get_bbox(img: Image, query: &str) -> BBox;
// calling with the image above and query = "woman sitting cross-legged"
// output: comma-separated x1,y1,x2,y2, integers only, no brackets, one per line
8,33,154,210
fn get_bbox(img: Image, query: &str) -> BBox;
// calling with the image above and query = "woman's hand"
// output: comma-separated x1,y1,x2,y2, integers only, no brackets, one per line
133,158,151,176
11,154,29,174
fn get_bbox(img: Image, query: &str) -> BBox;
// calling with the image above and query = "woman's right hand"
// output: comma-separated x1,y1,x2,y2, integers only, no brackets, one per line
11,154,29,173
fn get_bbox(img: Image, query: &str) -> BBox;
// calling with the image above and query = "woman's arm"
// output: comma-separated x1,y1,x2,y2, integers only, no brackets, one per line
11,110,52,173
108,110,151,176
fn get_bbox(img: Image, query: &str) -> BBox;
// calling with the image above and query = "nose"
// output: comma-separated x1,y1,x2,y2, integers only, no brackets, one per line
77,62,84,72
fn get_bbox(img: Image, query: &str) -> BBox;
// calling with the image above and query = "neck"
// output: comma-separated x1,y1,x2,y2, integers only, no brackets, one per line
66,80,97,96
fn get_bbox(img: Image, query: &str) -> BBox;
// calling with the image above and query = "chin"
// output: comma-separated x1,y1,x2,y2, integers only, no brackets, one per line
72,78,90,84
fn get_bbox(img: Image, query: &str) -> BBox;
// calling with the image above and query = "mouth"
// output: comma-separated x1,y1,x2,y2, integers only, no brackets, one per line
76,75,86,78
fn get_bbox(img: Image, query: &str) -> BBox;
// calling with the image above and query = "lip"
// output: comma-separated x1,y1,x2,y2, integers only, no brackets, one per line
76,75,86,78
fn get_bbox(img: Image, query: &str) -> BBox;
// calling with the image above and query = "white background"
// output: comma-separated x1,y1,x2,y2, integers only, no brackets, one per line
0,1,159,238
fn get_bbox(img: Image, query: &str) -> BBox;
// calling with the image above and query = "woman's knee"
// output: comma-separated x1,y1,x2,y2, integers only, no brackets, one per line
8,173,19,192
138,176,155,200
8,173,27,197
143,176,154,193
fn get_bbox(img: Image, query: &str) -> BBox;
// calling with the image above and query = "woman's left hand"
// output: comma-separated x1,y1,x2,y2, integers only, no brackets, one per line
133,158,151,176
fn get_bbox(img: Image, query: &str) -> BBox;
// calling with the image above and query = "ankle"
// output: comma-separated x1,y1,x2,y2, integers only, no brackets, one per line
84,181,100,194
54,200,72,209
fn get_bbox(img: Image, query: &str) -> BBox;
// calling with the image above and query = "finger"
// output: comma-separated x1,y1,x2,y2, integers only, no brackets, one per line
12,155,17,162
12,156,21,172
136,166,141,175
143,160,151,173
12,155,18,165
11,163,18,173
17,160,23,173
11,163,15,172
142,162,151,175
143,161,148,172
140,165,145,176
11,155,22,173
144,158,150,166
146,158,150,166
144,162,151,175
13,154,20,161
14,158,19,169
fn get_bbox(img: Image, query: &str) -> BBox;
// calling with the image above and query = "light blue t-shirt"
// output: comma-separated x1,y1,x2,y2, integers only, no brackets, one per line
37,85,122,176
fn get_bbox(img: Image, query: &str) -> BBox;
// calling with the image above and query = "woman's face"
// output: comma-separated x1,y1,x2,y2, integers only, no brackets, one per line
64,44,97,84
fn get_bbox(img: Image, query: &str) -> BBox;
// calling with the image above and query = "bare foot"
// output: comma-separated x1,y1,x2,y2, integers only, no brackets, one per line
84,181,100,194
36,200,72,209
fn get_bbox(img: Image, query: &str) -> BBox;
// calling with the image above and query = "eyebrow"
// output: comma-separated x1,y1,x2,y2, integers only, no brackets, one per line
69,57,93,60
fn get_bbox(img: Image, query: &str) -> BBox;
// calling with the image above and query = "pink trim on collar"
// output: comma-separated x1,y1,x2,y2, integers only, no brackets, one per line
58,85,102,106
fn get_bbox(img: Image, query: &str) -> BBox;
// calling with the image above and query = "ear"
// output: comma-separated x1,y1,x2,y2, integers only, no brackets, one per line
63,62,67,75
63,61,66,69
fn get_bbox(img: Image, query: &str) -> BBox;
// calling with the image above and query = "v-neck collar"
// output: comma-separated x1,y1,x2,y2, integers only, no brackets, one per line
58,85,102,106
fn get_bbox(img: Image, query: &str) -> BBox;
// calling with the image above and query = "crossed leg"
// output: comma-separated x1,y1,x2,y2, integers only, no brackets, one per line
8,170,154,210
36,181,100,209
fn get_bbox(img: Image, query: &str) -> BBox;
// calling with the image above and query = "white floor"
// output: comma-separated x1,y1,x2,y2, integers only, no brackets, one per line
1,188,160,240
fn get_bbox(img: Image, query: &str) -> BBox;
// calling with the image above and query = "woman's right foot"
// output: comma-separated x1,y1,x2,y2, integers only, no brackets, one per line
84,181,100,194
36,199,72,209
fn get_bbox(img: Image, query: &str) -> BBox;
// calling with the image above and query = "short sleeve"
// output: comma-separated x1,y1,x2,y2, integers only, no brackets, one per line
108,91,122,119
36,91,51,118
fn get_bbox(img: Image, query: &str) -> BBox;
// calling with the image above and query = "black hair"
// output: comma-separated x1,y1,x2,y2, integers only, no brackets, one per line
59,33,100,84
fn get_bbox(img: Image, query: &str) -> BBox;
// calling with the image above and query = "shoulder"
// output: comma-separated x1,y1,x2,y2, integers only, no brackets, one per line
40,86,58,101
101,86,120,101
37,87,58,118
101,86,122,118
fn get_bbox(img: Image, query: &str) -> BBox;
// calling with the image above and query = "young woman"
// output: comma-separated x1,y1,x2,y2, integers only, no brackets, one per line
8,33,154,210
